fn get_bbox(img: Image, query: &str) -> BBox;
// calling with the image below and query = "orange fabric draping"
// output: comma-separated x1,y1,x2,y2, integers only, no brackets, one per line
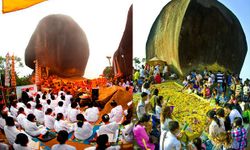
2,0,46,13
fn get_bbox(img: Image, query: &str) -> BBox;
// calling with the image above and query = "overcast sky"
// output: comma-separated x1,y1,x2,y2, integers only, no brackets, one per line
134,0,250,80
0,0,133,79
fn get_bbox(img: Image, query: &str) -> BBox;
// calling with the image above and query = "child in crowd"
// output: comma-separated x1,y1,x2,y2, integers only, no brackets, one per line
13,133,30,150
98,114,119,136
136,92,147,120
24,114,47,137
51,130,76,150
108,100,123,123
54,113,73,133
73,114,93,140
231,117,247,150
44,108,55,130
68,102,80,123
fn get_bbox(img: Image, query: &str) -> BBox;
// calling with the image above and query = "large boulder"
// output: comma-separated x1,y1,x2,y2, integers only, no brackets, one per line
146,0,247,76
113,5,133,79
25,14,89,77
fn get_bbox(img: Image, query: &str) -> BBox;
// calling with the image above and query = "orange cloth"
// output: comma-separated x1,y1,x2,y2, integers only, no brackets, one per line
2,0,46,13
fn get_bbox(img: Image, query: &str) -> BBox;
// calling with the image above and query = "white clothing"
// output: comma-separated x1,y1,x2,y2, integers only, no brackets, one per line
51,100,58,110
43,104,52,113
55,106,67,117
209,120,226,138
121,123,134,143
17,102,26,109
0,116,6,129
74,122,93,140
68,108,80,123
160,118,173,132
51,144,76,150
0,143,8,150
13,143,31,150
109,105,123,123
65,94,73,107
17,113,27,128
28,101,36,110
159,131,181,150
136,100,146,119
155,105,162,119
243,85,250,96
84,107,99,123
229,109,242,124
24,120,47,137
33,109,44,124
58,91,66,97
85,146,120,150
24,108,33,115
4,126,21,145
10,106,18,118
44,115,55,129
54,120,73,133
98,122,119,135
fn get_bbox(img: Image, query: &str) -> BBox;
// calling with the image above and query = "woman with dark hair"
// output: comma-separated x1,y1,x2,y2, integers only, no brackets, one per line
54,113,73,133
149,88,159,113
73,114,93,140
231,117,247,150
44,108,55,130
4,116,21,145
133,114,155,150
160,106,173,132
24,114,47,137
51,130,76,150
207,110,229,149
108,100,123,123
16,107,27,128
85,134,120,150
13,133,30,150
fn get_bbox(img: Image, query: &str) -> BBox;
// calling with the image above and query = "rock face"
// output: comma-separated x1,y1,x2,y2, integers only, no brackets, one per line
146,0,247,76
113,5,133,80
25,14,89,77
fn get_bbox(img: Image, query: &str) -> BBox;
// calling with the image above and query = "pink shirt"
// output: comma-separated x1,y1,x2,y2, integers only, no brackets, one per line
133,124,155,150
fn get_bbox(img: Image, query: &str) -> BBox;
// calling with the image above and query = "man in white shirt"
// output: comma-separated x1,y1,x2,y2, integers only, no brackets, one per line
136,92,147,119
160,121,181,150
51,130,76,150
65,91,73,107
224,103,242,124
68,102,80,123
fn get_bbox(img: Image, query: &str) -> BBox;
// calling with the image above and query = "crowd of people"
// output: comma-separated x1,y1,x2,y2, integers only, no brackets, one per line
0,75,134,150
133,64,250,150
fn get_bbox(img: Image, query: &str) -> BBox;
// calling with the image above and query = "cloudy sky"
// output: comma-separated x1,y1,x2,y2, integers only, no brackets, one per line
0,0,133,79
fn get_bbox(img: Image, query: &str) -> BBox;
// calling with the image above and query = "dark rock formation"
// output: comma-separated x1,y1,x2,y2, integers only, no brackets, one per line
146,0,247,76
25,14,89,77
113,5,133,80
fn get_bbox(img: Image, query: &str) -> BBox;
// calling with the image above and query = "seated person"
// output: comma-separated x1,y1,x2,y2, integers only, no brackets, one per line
85,134,120,150
16,107,27,129
84,102,99,123
4,116,21,145
98,114,119,136
13,133,30,150
68,102,80,123
73,114,93,140
44,108,55,130
54,113,73,133
34,104,45,124
24,114,47,137
51,130,76,150
108,100,123,123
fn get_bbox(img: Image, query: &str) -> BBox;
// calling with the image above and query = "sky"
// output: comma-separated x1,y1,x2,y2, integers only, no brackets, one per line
0,0,133,79
133,0,250,80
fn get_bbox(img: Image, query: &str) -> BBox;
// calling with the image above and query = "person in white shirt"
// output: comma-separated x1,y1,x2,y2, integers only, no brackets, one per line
24,114,47,137
224,103,242,124
73,114,93,140
43,99,52,113
24,103,33,115
109,100,123,123
44,108,55,130
4,116,22,145
68,102,80,123
84,102,99,123
13,133,31,150
55,101,67,118
54,113,73,133
65,91,73,107
160,106,173,132
28,99,36,111
16,107,27,129
33,104,44,124
51,130,76,150
10,101,18,119
0,110,8,130
50,95,58,110
159,121,181,150
85,134,120,150
136,92,147,120
155,96,163,120
58,88,66,98
98,114,119,136
16,99,26,110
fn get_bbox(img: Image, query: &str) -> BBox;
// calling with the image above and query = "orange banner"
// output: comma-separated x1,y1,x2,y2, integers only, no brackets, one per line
2,0,46,13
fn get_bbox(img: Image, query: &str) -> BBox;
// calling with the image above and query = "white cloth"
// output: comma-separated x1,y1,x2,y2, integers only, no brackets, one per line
229,109,242,124
17,113,27,128
74,122,93,140
155,105,162,119
121,123,134,143
159,131,181,150
54,120,73,133
68,109,80,123
13,143,31,150
51,144,76,150
0,143,8,150
24,108,33,115
98,122,119,135
65,94,73,107
209,120,226,139
44,115,55,130
109,105,123,123
24,120,46,136
33,109,44,124
4,126,21,145
0,117,6,129
10,106,18,118
84,107,99,123
160,118,173,132
17,102,26,109
136,100,146,119
27,101,36,110
55,106,67,117
85,146,120,150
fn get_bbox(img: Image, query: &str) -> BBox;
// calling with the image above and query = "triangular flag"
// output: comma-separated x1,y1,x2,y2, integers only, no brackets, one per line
2,0,46,13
